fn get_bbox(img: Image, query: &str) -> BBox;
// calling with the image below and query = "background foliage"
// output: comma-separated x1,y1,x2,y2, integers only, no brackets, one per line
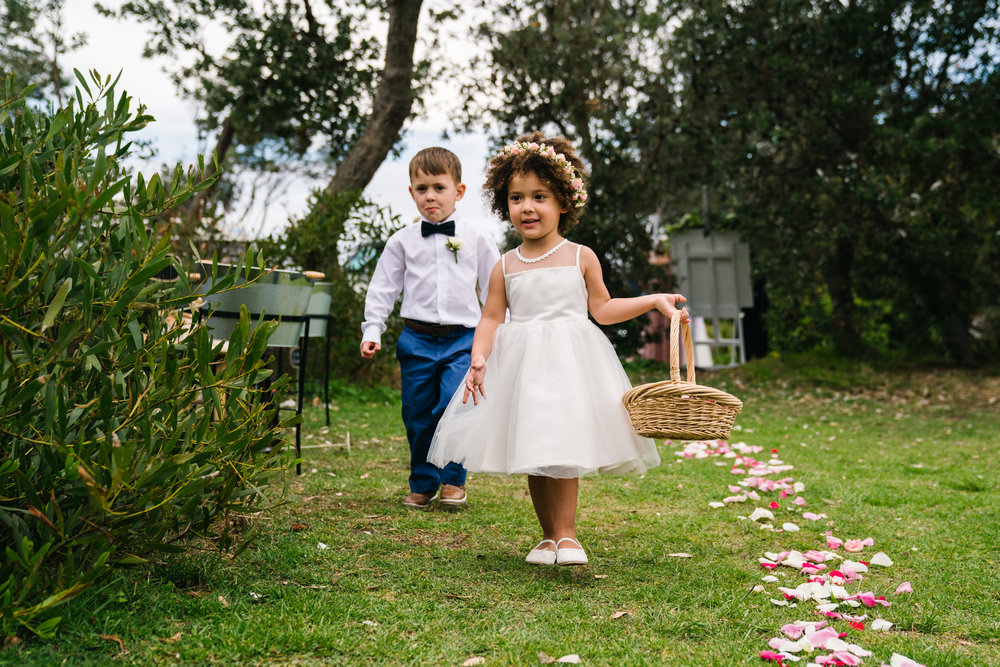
0,71,288,639
653,0,1000,364
456,0,1000,364
97,0,434,248
455,0,675,355
4,0,999,370
258,189,406,385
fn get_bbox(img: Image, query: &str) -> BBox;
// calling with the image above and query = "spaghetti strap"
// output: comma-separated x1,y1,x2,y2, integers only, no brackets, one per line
501,252,507,275
575,243,583,267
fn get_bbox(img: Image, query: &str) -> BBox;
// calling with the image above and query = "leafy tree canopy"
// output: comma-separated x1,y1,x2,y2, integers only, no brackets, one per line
456,0,677,355
459,0,1000,363
656,0,1000,363
0,0,86,104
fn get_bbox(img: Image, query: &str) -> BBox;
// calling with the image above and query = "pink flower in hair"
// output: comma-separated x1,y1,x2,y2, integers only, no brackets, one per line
497,140,588,208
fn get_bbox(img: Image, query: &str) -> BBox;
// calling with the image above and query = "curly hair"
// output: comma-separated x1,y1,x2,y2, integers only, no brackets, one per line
484,132,588,234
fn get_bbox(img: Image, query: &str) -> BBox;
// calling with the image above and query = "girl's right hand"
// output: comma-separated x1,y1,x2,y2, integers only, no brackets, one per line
655,293,691,323
463,355,487,405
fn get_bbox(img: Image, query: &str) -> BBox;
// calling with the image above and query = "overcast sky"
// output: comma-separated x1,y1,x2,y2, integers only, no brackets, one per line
61,2,500,241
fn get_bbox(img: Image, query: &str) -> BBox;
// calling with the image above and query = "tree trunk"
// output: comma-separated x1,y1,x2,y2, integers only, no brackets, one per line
946,316,978,367
323,0,423,196
826,236,864,358
178,92,247,221
163,92,248,252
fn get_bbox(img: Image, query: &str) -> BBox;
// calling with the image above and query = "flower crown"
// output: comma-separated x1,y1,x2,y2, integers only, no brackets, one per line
499,141,588,208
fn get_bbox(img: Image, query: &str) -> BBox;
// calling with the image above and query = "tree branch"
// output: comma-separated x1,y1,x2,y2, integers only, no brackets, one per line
323,0,423,195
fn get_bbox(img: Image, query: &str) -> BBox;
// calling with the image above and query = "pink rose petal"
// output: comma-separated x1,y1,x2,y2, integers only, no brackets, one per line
844,537,875,553
851,591,891,607
830,650,862,665
894,581,913,594
781,623,805,639
805,627,840,649
760,650,785,664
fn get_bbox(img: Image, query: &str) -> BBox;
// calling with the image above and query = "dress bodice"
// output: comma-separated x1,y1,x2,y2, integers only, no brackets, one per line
505,266,589,324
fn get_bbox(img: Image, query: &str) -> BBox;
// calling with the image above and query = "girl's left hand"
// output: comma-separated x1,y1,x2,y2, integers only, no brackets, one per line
655,293,690,323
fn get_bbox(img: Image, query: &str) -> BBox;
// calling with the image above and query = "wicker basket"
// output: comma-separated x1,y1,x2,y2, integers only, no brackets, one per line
623,310,743,440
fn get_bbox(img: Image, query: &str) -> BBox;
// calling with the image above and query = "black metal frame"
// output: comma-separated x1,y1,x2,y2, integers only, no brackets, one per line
310,314,332,427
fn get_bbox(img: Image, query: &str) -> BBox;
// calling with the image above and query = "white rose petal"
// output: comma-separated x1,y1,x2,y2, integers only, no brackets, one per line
870,552,894,567
826,637,849,652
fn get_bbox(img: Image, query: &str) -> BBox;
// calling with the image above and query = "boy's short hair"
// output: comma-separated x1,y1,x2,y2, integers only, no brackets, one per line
409,147,462,184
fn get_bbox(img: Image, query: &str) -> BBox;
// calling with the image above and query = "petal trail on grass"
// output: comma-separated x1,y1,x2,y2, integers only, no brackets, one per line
671,439,913,667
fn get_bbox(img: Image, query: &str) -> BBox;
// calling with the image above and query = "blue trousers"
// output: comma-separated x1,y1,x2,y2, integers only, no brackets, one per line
395,326,473,494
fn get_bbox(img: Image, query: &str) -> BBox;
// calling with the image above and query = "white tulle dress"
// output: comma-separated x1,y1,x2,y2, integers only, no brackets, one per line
427,243,660,478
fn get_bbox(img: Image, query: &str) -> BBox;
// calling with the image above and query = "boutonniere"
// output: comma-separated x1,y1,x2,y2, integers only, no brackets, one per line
445,237,463,263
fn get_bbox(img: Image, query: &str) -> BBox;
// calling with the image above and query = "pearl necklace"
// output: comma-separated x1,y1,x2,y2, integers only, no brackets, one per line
515,238,569,264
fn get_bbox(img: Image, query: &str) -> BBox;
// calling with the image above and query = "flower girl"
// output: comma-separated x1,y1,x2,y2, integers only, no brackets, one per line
428,132,688,565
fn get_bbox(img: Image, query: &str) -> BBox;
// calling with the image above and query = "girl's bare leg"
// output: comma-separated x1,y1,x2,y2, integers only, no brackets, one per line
528,475,579,550
528,475,554,543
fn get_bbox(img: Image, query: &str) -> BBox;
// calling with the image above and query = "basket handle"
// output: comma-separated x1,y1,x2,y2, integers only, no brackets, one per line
669,309,696,383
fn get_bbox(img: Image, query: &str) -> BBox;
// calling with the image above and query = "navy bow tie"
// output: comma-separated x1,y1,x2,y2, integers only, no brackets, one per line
421,220,455,237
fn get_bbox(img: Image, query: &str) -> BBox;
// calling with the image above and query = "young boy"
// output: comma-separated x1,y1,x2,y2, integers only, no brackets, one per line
361,147,500,508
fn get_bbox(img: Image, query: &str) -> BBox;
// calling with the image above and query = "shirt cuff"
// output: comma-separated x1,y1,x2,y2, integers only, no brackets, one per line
361,325,383,346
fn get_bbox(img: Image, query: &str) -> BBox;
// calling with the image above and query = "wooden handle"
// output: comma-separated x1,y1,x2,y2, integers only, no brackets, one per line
669,310,696,384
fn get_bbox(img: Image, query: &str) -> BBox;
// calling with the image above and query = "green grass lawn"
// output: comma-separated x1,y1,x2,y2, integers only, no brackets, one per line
9,358,1000,665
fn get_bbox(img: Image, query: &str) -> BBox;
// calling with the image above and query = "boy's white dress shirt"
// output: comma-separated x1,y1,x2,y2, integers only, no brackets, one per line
361,211,500,346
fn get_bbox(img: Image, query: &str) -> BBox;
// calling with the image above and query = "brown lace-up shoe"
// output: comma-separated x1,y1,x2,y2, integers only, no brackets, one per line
439,484,467,506
401,490,437,508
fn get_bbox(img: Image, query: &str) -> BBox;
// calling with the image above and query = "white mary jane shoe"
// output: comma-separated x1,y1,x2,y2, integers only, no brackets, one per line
525,539,557,565
555,537,588,566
